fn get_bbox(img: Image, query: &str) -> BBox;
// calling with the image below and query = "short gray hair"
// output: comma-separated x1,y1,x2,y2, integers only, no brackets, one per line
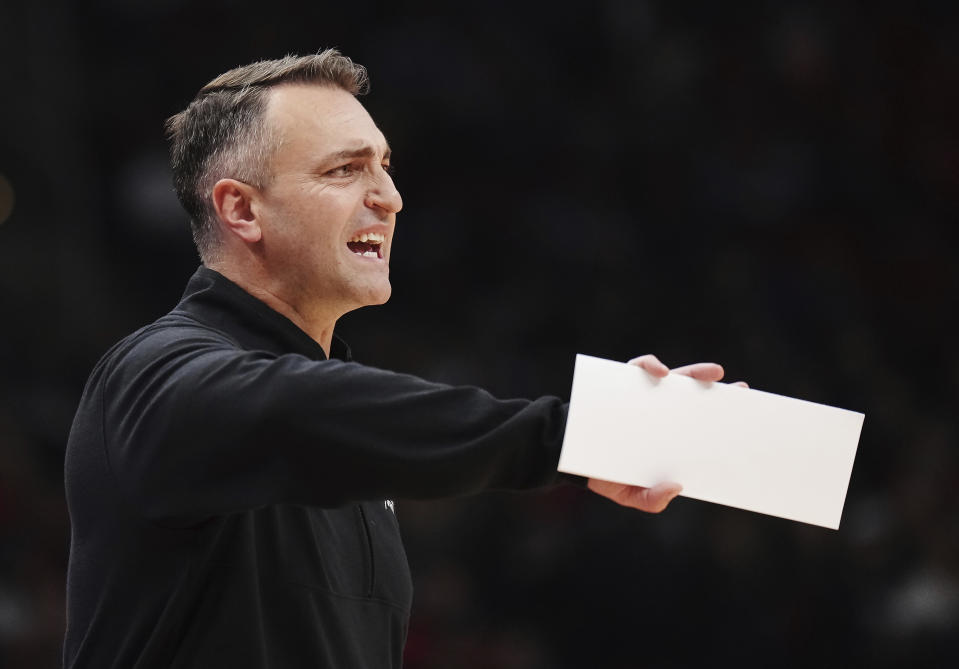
165,50,369,261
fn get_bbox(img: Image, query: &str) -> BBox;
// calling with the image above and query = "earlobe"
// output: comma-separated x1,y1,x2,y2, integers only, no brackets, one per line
212,178,262,244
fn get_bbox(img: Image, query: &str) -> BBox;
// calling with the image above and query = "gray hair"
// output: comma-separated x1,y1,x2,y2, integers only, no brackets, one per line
165,50,369,261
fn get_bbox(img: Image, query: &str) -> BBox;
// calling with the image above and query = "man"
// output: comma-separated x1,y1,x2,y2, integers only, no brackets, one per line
63,50,730,668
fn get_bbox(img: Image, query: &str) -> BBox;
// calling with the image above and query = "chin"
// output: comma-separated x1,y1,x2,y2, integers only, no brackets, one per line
372,283,392,305
354,281,392,309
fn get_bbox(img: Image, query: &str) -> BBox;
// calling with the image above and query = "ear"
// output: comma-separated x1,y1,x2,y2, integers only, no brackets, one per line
212,178,262,244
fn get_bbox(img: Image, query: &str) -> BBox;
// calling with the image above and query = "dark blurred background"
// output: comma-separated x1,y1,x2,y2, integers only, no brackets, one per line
1,0,957,667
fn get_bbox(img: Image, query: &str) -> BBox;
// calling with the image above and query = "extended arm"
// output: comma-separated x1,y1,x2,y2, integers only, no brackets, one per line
103,327,567,522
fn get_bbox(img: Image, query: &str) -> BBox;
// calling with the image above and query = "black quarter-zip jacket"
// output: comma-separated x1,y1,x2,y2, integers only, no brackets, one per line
63,267,572,668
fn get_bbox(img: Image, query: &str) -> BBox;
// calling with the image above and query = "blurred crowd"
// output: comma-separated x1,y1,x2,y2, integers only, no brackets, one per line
1,0,956,666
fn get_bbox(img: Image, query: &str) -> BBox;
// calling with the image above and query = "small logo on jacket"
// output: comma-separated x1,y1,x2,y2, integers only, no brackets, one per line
384,499,395,514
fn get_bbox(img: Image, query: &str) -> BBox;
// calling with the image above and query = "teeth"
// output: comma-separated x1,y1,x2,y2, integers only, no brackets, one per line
349,232,385,244
362,250,378,258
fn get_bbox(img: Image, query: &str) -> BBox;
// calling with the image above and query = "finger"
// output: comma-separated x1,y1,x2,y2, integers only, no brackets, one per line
671,362,724,382
628,354,669,378
732,381,749,388
634,482,683,513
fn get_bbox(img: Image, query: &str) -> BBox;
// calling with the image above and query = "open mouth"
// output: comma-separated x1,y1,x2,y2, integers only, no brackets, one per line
347,232,385,259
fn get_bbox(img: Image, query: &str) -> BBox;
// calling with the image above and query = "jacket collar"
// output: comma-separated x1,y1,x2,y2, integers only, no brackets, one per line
172,266,353,362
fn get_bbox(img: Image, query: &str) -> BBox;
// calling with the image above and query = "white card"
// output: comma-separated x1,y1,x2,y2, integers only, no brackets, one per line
558,354,864,529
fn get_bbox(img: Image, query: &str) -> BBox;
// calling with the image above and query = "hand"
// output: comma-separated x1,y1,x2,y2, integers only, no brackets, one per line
628,353,748,387
586,353,748,512
587,479,682,513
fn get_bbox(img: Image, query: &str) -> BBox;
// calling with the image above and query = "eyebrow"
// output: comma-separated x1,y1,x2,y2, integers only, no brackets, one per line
321,144,392,164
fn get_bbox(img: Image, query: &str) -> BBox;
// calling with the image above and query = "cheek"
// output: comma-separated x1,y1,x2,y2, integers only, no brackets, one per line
272,188,361,254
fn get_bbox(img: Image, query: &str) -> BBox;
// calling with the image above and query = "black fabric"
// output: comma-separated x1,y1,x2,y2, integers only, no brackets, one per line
63,266,571,668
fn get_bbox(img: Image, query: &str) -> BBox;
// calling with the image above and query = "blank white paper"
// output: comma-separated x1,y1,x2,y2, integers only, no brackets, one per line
558,354,864,529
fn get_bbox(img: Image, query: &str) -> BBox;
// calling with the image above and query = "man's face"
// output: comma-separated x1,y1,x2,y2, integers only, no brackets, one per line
256,84,402,317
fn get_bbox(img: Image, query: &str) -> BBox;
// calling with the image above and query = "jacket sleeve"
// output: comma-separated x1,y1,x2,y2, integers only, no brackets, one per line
102,324,570,522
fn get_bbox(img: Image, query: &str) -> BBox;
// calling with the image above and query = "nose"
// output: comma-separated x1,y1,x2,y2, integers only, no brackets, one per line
365,171,403,215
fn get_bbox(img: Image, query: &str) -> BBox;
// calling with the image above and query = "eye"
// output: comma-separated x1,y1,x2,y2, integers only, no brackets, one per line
327,163,358,178
381,163,395,176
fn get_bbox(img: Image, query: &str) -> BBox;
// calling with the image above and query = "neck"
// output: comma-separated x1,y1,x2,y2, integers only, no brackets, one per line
208,261,338,358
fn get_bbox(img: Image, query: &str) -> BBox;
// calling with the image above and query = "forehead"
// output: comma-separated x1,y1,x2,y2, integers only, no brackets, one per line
265,84,387,156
